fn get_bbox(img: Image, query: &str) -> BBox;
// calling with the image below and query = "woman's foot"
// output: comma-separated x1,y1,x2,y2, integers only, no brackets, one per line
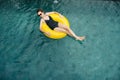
76,36,85,41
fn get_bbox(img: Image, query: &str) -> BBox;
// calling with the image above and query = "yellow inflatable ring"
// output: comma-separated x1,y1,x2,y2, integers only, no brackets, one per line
41,13,70,39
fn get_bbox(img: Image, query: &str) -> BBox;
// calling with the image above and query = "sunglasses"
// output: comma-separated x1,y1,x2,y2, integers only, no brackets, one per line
38,13,42,16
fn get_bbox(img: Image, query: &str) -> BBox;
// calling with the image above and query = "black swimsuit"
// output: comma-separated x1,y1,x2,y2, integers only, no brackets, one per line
45,16,58,30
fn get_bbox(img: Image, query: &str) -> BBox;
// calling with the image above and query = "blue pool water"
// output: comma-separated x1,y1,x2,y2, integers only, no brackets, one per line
0,0,120,80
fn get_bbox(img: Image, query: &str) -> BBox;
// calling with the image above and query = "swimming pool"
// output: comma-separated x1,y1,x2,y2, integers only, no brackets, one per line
0,0,120,80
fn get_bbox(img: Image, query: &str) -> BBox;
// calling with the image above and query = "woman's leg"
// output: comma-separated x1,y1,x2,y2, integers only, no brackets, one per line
54,27,73,37
56,23,85,41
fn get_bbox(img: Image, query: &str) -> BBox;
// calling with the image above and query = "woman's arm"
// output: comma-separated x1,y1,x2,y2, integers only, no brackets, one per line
39,19,44,32
39,19,50,36
45,11,57,15
46,11,63,18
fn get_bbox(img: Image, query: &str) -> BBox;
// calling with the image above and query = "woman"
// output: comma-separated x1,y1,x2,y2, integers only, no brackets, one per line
37,9,85,41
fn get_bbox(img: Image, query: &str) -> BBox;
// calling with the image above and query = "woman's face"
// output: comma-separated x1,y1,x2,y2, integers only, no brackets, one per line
37,11,43,17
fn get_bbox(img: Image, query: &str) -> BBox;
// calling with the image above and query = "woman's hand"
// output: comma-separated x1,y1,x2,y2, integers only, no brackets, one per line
53,12,63,18
44,32,50,36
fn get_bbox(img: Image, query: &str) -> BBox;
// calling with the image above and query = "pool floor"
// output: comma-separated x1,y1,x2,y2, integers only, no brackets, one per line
0,0,120,80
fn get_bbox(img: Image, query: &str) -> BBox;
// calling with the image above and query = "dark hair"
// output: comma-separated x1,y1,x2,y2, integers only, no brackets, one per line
37,9,44,13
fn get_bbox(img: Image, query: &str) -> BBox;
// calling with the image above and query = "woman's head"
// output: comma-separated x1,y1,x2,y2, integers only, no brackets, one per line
37,9,44,16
